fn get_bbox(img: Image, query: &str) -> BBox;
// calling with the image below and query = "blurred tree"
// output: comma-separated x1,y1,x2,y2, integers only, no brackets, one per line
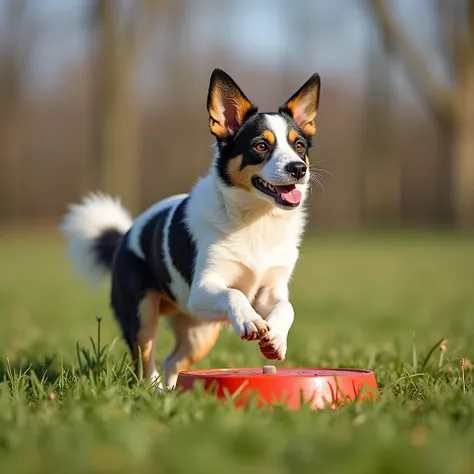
368,0,474,228
362,22,401,227
91,0,166,214
0,0,34,223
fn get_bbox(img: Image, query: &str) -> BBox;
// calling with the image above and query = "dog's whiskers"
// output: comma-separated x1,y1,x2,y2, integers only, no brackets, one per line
309,164,333,178
308,170,328,194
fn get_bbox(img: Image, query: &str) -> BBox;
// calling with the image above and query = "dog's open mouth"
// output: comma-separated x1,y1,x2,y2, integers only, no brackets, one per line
252,177,302,207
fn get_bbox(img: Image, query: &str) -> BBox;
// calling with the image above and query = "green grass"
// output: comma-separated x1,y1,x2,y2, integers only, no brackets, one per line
0,230,473,474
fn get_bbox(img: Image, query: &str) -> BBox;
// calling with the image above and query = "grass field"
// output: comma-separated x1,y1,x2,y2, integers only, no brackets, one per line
0,230,473,474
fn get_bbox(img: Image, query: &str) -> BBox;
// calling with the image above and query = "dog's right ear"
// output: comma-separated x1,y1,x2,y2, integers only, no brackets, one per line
207,69,257,139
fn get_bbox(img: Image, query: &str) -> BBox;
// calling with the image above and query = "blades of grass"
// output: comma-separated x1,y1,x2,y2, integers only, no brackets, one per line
4,357,13,383
420,338,446,373
39,369,48,386
76,342,85,373
96,316,102,366
60,352,65,391
137,346,143,381
439,350,445,368
106,336,119,356
387,372,426,389
124,362,140,385
81,348,94,370
412,331,418,371
461,358,467,393
30,370,47,398
89,337,98,362
99,344,108,360
225,380,249,403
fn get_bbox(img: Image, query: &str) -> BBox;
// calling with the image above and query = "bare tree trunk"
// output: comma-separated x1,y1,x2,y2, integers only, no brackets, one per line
92,0,144,215
367,0,474,228
100,60,140,214
362,25,401,226
97,0,140,213
0,98,24,223
0,0,29,224
435,119,454,226
91,0,166,215
452,59,474,229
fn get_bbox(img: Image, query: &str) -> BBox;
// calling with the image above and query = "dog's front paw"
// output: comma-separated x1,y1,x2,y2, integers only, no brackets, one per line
232,315,270,341
259,332,287,361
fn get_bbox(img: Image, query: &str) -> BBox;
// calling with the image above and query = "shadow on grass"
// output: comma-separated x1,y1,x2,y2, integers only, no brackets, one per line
0,353,63,384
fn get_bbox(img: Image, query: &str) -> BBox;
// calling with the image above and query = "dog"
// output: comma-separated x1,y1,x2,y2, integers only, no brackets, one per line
60,68,321,390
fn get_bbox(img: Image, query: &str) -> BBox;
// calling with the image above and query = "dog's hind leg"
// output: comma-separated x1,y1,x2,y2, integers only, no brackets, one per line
162,315,221,389
133,291,162,383
133,291,183,387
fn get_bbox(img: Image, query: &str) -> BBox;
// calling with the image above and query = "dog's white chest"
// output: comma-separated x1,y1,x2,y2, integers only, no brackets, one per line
210,227,298,300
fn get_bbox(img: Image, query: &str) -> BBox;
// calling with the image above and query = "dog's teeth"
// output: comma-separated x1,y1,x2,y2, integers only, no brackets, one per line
256,177,276,191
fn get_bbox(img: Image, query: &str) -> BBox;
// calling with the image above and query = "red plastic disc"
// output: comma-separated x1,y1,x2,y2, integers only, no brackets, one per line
176,366,379,410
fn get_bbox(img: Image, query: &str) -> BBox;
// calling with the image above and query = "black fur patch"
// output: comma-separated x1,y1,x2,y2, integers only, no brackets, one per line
139,208,175,300
93,228,124,270
110,199,198,349
110,235,156,351
168,198,196,286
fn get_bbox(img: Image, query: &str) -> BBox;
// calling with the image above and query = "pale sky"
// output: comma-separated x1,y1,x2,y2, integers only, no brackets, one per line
0,0,450,106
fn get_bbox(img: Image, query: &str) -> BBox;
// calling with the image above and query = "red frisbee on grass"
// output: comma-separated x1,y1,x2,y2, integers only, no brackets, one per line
176,366,379,410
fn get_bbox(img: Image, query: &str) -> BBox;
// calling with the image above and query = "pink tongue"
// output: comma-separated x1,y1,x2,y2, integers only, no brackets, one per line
280,186,302,204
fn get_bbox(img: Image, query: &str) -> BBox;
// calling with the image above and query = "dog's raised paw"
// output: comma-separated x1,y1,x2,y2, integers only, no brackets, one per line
259,334,287,361
238,318,270,341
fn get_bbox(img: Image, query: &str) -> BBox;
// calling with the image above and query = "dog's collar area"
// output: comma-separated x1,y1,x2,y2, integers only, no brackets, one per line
251,176,302,207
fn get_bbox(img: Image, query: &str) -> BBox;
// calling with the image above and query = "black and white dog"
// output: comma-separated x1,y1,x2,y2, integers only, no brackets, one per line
60,69,321,390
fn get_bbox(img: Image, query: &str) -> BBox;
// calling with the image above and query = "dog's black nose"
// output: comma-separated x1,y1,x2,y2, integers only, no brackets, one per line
286,162,307,180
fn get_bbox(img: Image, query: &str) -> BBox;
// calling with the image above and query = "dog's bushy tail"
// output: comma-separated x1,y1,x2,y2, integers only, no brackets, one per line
59,193,133,288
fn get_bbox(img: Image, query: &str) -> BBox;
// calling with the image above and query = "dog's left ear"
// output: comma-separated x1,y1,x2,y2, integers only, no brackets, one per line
207,69,257,139
279,73,321,136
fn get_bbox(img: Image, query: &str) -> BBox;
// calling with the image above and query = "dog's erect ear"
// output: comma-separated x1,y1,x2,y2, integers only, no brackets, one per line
279,73,320,136
207,69,257,139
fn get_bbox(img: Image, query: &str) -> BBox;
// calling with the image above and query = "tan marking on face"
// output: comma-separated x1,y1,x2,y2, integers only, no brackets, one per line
305,155,310,166
288,128,299,142
262,130,275,144
227,155,265,192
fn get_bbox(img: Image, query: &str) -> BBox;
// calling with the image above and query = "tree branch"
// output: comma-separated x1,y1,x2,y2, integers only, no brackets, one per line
368,0,454,121
437,0,466,81
469,0,474,49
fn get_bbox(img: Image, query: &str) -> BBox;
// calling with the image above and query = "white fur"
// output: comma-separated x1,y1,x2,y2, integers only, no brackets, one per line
184,155,308,354
127,194,187,259
59,192,132,287
261,114,310,187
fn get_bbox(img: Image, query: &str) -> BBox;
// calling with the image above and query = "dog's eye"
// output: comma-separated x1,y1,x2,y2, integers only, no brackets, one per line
254,142,268,152
295,141,305,152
